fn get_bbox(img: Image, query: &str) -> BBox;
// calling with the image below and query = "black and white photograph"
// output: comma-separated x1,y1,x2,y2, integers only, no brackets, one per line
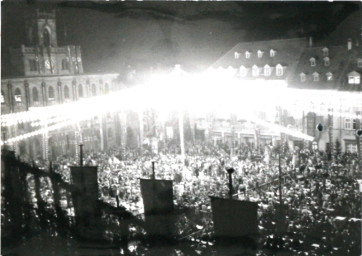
1,1,362,255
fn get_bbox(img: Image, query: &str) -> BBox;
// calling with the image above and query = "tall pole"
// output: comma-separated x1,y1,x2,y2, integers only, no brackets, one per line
152,161,155,180
79,144,83,167
227,168,235,199
139,110,144,156
179,110,185,161
278,148,282,205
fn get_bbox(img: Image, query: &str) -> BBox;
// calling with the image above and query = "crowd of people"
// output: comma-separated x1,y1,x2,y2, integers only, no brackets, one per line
17,139,361,255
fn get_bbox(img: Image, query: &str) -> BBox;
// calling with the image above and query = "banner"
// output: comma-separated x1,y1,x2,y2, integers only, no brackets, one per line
210,197,258,239
70,166,99,224
140,179,174,237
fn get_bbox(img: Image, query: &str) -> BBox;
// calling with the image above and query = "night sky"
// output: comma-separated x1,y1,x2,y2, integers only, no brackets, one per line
1,1,360,76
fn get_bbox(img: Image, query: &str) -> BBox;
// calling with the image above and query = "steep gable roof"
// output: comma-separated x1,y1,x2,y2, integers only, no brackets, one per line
210,37,307,80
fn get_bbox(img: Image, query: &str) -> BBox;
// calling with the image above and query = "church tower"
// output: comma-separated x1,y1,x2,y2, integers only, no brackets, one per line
9,9,83,77
25,9,58,47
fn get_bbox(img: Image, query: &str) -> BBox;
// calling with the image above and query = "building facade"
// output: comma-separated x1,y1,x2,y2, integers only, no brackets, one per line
1,9,121,160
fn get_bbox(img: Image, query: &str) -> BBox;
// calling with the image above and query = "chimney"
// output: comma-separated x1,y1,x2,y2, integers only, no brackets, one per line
309,37,313,47
347,38,352,50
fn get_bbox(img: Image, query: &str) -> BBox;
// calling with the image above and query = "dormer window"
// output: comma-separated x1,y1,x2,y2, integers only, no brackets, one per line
234,51,241,59
264,65,271,76
310,57,316,67
257,50,264,58
300,73,306,82
322,47,329,57
323,57,330,67
312,72,319,82
270,49,276,57
326,72,333,81
252,65,259,77
239,65,247,77
245,51,251,59
276,64,283,76
348,71,361,84
357,58,362,68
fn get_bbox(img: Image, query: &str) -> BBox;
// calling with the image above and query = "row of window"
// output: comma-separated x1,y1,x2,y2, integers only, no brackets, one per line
1,83,110,104
344,118,361,130
299,72,333,82
28,58,72,72
234,49,277,60
309,57,330,67
298,71,361,84
239,64,284,77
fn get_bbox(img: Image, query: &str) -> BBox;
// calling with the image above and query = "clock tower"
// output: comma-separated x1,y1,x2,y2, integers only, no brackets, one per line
9,9,84,77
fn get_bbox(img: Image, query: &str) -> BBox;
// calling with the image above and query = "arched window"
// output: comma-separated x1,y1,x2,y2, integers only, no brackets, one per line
245,51,251,59
322,47,329,57
257,50,263,58
276,64,283,76
48,86,55,100
32,87,39,102
92,84,97,96
43,29,50,47
104,83,109,94
270,49,276,57
300,73,306,82
14,88,22,102
239,66,247,77
64,86,70,99
323,57,330,67
1,90,5,104
234,51,241,59
326,72,333,81
78,84,84,98
310,57,316,67
312,72,319,82
264,65,271,76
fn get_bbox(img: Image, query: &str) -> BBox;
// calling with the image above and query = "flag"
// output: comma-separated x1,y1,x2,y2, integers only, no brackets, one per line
210,197,258,240
140,179,174,237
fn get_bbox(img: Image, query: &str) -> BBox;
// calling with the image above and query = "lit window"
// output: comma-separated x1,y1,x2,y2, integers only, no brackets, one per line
270,49,276,57
348,71,361,84
1,91,5,104
326,72,333,81
324,57,330,67
310,58,316,67
234,52,241,59
257,50,264,58
322,47,329,57
48,86,55,100
252,65,259,77
239,66,247,77
264,65,271,76
357,59,362,68
276,64,283,76
300,73,306,82
346,143,357,153
344,118,352,129
313,72,319,82
14,88,22,103
245,51,251,59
